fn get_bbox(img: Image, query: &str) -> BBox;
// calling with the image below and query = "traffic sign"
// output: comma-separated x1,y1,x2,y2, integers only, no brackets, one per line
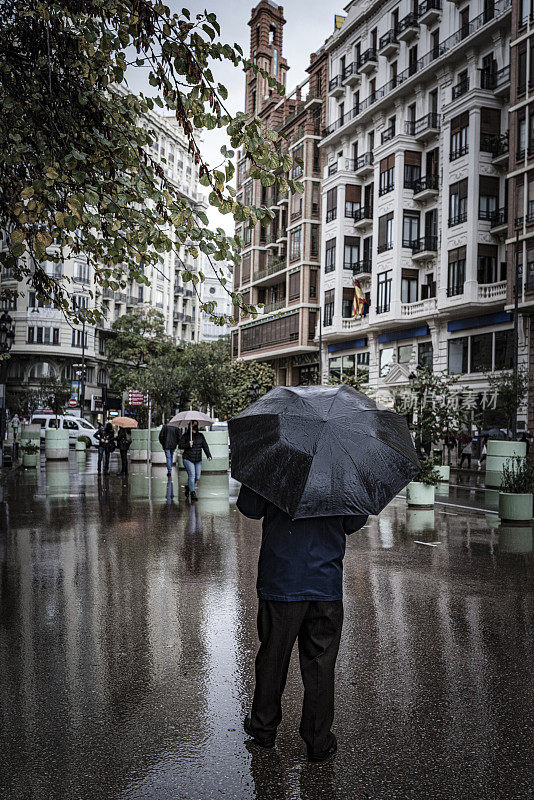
67,398,78,408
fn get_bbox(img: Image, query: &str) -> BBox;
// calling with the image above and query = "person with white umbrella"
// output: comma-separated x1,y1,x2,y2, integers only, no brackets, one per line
169,411,213,500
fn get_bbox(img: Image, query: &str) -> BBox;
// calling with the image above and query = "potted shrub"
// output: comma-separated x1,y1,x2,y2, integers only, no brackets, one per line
21,441,40,468
406,459,441,508
76,435,91,452
498,457,534,523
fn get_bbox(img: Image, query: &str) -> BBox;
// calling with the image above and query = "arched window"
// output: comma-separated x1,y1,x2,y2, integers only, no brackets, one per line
28,362,56,379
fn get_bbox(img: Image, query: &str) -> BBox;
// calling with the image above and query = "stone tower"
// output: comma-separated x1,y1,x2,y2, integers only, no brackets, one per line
246,1,288,117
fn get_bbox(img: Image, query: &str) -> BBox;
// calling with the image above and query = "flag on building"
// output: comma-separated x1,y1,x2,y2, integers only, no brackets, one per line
352,279,367,318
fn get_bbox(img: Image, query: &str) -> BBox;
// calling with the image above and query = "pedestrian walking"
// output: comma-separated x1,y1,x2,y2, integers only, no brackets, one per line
520,432,531,455
459,438,473,469
95,422,106,473
237,485,367,762
99,422,115,475
159,422,180,477
11,413,20,441
116,426,131,476
229,385,420,764
478,437,488,471
178,421,212,500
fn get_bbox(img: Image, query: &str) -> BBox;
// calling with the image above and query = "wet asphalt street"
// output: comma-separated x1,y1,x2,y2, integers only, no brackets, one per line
1,453,534,800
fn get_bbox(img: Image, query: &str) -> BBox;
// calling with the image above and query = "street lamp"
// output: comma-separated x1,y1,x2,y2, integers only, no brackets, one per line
0,311,16,468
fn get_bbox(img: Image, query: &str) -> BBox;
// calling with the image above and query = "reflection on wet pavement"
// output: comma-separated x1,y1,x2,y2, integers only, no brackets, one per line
1,452,533,799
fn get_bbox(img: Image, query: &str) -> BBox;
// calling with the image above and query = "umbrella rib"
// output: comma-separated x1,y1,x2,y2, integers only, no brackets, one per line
327,412,419,465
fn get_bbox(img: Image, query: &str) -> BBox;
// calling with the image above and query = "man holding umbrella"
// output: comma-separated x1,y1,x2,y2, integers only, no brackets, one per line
230,385,420,763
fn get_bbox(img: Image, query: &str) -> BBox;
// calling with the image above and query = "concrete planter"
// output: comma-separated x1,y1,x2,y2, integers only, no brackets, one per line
20,424,41,449
486,440,526,488
22,452,39,468
406,481,435,508
75,440,86,452
45,428,69,460
130,428,149,461
202,430,229,473
499,525,533,554
435,465,450,482
150,427,166,465
498,492,533,523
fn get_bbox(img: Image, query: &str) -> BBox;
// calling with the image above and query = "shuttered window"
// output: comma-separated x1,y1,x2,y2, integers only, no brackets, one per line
345,184,361,217
288,270,300,300
379,155,395,195
404,150,421,188
326,188,337,222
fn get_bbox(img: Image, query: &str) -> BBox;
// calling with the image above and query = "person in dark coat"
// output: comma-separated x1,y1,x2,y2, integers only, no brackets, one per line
100,422,115,475
237,484,368,763
159,423,180,476
95,423,106,473
178,421,212,500
116,427,131,476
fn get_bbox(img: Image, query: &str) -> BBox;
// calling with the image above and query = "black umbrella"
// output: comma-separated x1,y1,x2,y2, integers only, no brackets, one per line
229,385,420,519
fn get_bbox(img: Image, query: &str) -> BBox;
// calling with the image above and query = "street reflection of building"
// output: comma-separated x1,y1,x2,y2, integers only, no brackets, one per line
318,0,529,426
231,1,328,386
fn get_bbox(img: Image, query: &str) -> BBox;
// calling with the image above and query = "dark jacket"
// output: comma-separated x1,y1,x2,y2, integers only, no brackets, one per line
179,430,211,463
101,427,115,453
159,424,180,451
237,485,368,602
117,428,131,452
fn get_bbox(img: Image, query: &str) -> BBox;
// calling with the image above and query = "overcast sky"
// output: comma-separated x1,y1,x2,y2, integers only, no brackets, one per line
125,0,342,232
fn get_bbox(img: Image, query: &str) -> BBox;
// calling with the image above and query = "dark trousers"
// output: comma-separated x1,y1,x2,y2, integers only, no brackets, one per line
98,446,110,473
459,453,471,468
251,599,343,756
119,450,128,475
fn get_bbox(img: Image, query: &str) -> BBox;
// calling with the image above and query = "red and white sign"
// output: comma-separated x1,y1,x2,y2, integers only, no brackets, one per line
67,398,78,408
128,390,149,407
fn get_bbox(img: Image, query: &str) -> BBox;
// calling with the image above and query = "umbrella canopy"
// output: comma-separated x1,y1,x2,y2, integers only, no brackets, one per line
112,416,138,428
229,385,420,519
168,411,215,429
481,428,507,439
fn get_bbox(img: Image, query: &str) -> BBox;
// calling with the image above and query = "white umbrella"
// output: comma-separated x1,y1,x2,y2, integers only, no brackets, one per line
168,411,215,428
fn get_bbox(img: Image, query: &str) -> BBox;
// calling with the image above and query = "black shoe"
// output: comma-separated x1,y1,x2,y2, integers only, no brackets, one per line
307,735,337,763
167,471,171,477
244,714,275,749
190,491,198,501
184,485,189,498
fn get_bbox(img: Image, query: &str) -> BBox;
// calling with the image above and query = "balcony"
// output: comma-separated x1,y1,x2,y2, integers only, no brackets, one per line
354,152,374,176
450,144,469,161
448,211,467,227
262,298,286,314
405,112,440,141
489,208,507,234
411,235,438,260
342,62,360,86
418,0,442,25
377,240,393,254
342,316,368,331
397,13,419,41
477,280,507,301
381,125,396,145
358,49,378,74
413,175,439,200
329,75,344,98
481,132,509,167
378,29,399,57
327,161,338,176
452,77,469,100
352,259,372,277
354,206,373,229
480,64,510,95
447,283,464,297
252,258,287,283
401,297,437,318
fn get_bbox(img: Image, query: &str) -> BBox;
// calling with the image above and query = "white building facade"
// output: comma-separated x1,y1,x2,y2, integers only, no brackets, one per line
1,102,206,420
319,0,526,419
200,261,233,342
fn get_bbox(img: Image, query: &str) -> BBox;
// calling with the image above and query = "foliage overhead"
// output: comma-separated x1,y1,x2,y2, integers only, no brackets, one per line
179,337,231,413
0,0,303,323
37,374,71,420
218,359,275,419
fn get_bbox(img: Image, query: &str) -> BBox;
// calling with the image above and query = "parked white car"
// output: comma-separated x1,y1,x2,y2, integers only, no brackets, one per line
31,414,100,446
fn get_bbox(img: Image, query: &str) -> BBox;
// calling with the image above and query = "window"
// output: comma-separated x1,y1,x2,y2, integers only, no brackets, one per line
244,224,252,245
311,225,319,258
290,227,301,261
377,270,392,313
98,335,106,355
28,362,56,379
357,352,370,383
450,112,469,160
329,356,342,382
342,288,355,318
312,183,320,216
480,108,501,151
309,268,318,299
237,159,247,187
401,270,418,303
325,239,336,273
479,177,499,220
494,329,513,369
448,337,469,374
378,213,394,253
402,212,420,247
27,326,60,345
288,270,300,301
477,245,499,284
470,333,493,372
518,42,527,94
28,293,57,309
404,151,421,188
74,262,90,283
379,155,395,195
244,183,253,206
85,366,95,384
308,310,317,341
379,347,394,377
345,184,361,218
344,237,360,270
324,289,334,326
292,146,303,179
72,329,88,348
72,295,89,311
418,341,433,369
326,188,337,222
97,369,108,386
398,344,413,364
449,179,468,226
447,246,466,296
156,289,164,308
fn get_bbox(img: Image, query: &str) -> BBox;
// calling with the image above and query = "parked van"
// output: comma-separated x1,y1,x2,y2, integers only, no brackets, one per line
31,414,100,447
